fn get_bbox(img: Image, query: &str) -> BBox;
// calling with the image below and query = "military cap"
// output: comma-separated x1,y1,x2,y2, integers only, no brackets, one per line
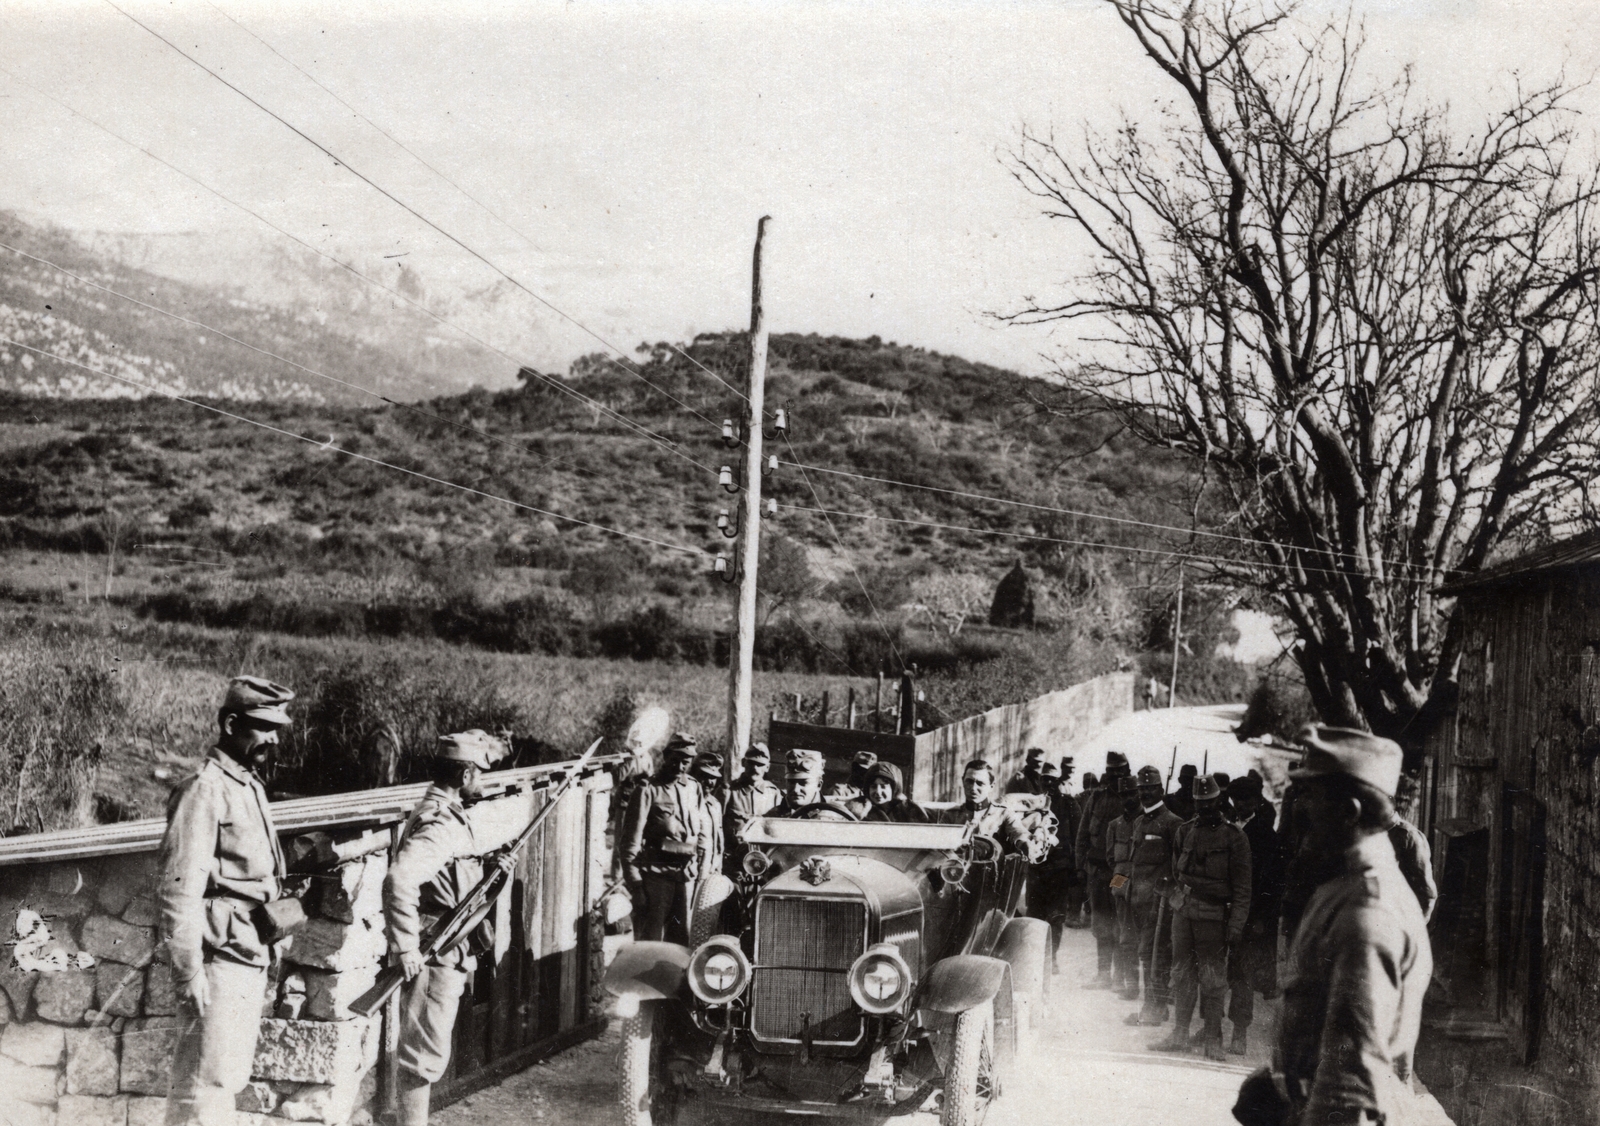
1024,747,1046,762
1082,772,1099,788
1136,765,1163,788
222,675,294,726
1104,751,1130,775
1177,763,1198,778
663,732,697,757
437,729,504,770
852,750,879,769
1192,773,1222,801
1291,724,1403,798
1116,775,1138,795
1038,760,1061,779
744,742,772,763
786,748,825,779
1226,774,1264,801
691,749,724,778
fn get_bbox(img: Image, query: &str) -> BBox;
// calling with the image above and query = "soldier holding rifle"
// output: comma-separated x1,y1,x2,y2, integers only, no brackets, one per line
383,730,512,1126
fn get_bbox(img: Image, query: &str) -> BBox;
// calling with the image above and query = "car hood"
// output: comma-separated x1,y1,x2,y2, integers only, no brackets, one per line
761,853,924,919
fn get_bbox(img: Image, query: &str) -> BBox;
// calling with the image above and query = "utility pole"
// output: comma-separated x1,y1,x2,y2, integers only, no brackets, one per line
726,215,771,764
1168,563,1184,709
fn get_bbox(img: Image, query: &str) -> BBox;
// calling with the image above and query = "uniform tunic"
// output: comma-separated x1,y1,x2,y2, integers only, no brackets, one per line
1229,805,1284,1028
1169,818,1252,1030
620,773,712,943
724,774,782,844
1106,811,1140,990
1075,784,1124,973
1280,834,1431,1126
1129,804,1183,1007
936,799,1031,853
384,785,484,1083
158,749,284,1126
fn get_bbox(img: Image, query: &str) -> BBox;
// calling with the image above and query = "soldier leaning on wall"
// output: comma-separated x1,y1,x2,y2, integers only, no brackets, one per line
158,676,301,1126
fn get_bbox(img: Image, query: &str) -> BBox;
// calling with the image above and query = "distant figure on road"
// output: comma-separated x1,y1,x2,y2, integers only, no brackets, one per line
1254,726,1431,1126
1076,751,1131,986
159,676,295,1126
862,762,929,823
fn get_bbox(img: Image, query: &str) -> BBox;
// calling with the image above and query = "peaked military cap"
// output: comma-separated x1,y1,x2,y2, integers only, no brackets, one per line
1226,774,1263,801
852,750,879,769
1105,750,1130,772
1292,724,1403,798
223,675,294,725
437,729,504,770
691,749,724,778
1038,760,1061,779
1024,747,1046,762
1136,765,1164,787
744,742,772,762
786,748,825,779
662,733,698,761
1116,775,1138,795
1192,773,1222,801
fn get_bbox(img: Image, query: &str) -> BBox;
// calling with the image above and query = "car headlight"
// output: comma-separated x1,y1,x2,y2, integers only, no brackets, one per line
687,935,752,1005
742,848,774,877
848,944,913,1014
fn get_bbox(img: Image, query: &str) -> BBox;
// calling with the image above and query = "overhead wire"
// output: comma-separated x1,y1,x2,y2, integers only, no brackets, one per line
105,0,719,428
0,337,705,557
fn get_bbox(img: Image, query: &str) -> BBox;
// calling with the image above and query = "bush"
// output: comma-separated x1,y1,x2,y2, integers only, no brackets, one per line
595,604,710,664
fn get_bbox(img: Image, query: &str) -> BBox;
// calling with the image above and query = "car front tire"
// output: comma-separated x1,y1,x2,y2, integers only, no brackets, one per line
940,999,997,1126
619,999,676,1126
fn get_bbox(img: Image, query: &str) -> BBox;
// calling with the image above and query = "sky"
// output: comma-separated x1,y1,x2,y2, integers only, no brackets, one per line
5,0,1600,381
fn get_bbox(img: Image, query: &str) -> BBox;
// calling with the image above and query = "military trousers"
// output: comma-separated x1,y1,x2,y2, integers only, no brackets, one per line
1227,917,1278,1031
165,958,268,1126
1113,889,1139,990
1132,893,1173,1007
635,873,693,945
398,963,470,1083
1084,862,1116,973
1027,866,1074,958
1169,912,1229,1032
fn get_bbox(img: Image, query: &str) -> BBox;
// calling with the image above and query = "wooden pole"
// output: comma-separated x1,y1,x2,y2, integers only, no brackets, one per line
727,216,771,765
847,687,857,730
1168,563,1184,709
875,668,884,733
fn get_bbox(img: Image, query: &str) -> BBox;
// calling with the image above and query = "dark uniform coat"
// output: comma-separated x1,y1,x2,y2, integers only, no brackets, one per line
1170,819,1252,929
1075,785,1122,870
1128,804,1183,907
724,773,782,843
936,799,1031,853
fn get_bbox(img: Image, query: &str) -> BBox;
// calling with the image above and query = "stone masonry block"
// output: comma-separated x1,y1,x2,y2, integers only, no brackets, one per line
141,964,176,1017
278,1069,375,1126
94,856,157,919
66,1026,121,1096
0,987,14,1025
57,1094,129,1126
3,1020,67,1066
2,964,39,1016
120,897,160,929
95,961,145,1020
0,1055,65,1103
36,969,98,1024
236,1079,281,1114
125,1096,166,1126
282,919,385,973
3,1100,57,1126
250,1018,376,1085
311,856,386,925
302,964,378,1023
117,1017,176,1096
80,917,157,968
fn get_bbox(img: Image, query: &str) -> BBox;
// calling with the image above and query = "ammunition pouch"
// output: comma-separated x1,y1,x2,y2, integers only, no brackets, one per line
250,897,308,945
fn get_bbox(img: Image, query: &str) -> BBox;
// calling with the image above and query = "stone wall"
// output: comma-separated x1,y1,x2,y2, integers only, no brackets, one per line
1,841,387,1126
911,672,1134,801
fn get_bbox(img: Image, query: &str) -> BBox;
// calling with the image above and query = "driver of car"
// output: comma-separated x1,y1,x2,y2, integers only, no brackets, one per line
863,762,930,823
936,759,1031,853
773,749,856,820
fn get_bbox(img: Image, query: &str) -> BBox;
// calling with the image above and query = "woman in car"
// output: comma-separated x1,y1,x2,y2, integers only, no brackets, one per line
862,762,930,823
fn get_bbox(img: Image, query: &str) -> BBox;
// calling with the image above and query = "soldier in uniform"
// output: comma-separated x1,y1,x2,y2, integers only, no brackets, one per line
384,730,511,1126
1126,765,1183,1026
690,749,726,877
160,676,295,1126
773,749,855,820
1225,774,1283,1054
1153,774,1251,1060
723,742,782,866
1273,726,1431,1126
1005,747,1048,794
620,734,710,942
1166,763,1198,821
1057,757,1087,927
1026,760,1075,963
1107,775,1142,998
1075,751,1131,987
1388,773,1437,920
935,760,1030,853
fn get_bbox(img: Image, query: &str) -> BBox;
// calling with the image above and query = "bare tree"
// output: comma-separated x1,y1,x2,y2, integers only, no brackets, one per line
1006,1,1600,746
912,572,991,637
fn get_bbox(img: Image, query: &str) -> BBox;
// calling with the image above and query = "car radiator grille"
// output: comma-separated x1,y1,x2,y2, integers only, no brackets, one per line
751,897,866,1045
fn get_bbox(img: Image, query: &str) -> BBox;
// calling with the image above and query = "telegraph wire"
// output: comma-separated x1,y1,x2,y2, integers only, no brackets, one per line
0,337,706,558
105,0,719,428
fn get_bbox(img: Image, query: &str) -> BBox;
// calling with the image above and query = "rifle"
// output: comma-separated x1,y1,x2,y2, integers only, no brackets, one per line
349,737,604,1018
1166,745,1177,789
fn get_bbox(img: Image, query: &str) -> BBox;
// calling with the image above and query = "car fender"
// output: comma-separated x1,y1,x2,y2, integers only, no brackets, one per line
919,954,1011,1014
993,916,1051,1000
602,940,689,1000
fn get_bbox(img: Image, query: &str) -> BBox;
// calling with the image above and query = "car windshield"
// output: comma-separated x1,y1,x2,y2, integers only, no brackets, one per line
740,817,971,851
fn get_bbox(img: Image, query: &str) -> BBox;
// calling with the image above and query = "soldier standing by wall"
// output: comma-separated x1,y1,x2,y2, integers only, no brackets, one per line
619,734,708,942
1075,751,1130,987
383,730,511,1126
1224,774,1283,1055
1244,727,1432,1126
1126,765,1182,1027
1107,776,1142,998
159,676,296,1126
1153,774,1250,1060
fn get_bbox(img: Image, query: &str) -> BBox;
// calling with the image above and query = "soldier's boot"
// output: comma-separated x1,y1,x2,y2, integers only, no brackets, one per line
1151,1025,1191,1051
1229,1025,1249,1056
398,1077,430,1126
1202,1022,1227,1062
1127,995,1168,1026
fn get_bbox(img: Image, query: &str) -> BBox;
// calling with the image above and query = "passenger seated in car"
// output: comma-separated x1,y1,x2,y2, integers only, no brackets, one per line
863,762,930,823
772,749,856,820
936,759,1031,852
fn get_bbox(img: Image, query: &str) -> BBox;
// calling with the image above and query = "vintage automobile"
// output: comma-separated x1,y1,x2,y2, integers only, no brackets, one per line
603,815,1052,1126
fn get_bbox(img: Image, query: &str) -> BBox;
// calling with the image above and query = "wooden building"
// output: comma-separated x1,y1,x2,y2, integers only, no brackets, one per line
1423,530,1600,1118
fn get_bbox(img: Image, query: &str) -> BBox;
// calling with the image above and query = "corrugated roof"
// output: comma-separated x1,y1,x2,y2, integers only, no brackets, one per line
0,755,624,867
1438,529,1600,595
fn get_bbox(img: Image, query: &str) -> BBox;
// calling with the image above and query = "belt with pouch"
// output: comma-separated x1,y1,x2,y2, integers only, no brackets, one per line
216,891,308,945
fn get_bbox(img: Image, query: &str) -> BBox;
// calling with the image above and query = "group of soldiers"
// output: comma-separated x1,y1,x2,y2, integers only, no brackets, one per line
156,676,510,1126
